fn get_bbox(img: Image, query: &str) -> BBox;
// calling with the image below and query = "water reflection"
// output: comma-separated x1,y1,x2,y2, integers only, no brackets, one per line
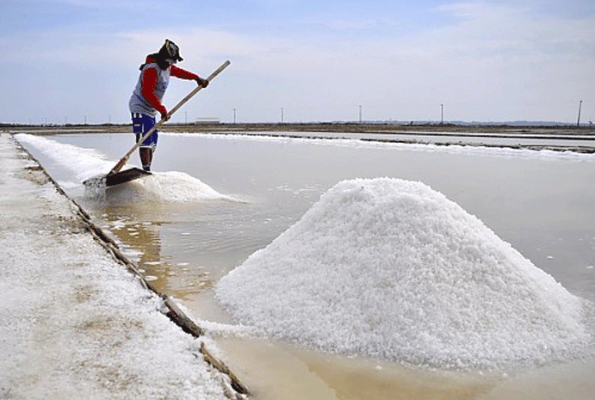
101,212,166,289
95,208,210,300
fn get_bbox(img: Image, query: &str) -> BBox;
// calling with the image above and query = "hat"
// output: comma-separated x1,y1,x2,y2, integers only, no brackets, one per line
159,39,183,64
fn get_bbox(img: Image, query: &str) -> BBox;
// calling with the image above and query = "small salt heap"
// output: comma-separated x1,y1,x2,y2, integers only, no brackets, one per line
216,178,591,368
100,171,233,204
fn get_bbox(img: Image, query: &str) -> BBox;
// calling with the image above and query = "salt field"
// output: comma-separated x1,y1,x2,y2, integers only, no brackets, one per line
14,131,595,399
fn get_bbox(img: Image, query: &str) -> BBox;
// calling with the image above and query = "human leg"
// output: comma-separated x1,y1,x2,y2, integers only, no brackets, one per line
139,147,153,171
132,113,159,171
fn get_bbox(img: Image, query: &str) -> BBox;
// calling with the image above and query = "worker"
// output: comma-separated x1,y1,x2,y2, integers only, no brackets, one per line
129,39,208,171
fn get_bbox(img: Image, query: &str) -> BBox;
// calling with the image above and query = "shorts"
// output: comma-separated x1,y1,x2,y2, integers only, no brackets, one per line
132,113,158,149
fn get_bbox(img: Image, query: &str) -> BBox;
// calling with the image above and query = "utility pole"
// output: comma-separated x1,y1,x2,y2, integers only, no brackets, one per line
440,104,444,125
233,108,236,124
577,100,583,127
281,107,284,123
359,105,362,123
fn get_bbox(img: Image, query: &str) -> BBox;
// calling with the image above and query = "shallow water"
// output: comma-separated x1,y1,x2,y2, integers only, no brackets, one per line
17,131,595,399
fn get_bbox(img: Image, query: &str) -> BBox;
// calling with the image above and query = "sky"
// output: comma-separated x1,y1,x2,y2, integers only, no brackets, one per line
0,0,593,124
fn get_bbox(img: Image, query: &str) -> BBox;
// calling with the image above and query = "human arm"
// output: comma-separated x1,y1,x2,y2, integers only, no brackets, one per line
171,65,209,88
141,67,169,120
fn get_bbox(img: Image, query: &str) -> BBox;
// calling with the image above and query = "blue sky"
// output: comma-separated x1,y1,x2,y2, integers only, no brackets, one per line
1,0,593,124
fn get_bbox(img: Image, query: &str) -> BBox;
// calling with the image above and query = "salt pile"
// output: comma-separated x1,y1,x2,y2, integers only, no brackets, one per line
95,171,233,204
217,178,592,369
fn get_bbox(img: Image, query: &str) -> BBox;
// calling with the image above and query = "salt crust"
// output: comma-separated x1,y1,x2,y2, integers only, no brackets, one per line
217,178,592,369
169,132,595,162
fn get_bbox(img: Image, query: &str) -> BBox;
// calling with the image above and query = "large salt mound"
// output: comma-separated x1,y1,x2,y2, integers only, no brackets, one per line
216,178,592,369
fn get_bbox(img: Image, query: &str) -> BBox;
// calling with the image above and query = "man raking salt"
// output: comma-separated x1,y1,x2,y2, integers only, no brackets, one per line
84,40,230,187
129,39,208,173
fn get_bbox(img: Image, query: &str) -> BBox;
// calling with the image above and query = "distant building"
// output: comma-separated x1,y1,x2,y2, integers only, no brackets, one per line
195,117,220,124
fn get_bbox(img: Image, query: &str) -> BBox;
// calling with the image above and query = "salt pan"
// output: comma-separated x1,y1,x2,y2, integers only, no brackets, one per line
217,178,592,369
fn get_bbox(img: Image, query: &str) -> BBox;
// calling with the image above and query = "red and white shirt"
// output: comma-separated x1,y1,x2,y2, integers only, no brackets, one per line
129,55,199,117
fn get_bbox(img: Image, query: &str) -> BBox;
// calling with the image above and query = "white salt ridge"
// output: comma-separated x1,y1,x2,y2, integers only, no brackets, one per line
16,133,113,181
15,133,233,203
169,132,595,162
217,178,593,369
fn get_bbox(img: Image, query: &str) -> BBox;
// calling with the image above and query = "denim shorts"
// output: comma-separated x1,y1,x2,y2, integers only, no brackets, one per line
132,113,158,149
